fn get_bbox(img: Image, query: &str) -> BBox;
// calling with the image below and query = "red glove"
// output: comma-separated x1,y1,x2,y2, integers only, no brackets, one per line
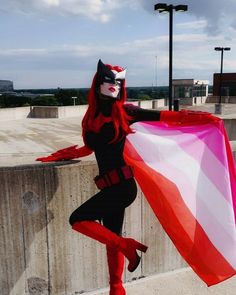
160,110,220,126
36,145,93,162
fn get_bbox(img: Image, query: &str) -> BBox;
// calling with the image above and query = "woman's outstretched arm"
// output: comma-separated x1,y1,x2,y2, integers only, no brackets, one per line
124,104,219,125
124,103,160,122
36,145,93,162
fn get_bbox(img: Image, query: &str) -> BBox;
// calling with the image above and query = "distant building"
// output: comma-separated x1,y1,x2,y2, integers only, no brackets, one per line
173,79,209,106
213,73,236,97
0,80,14,92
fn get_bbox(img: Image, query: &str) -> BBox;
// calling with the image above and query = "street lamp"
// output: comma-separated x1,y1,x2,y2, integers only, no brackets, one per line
154,3,188,111
72,96,77,106
214,47,231,109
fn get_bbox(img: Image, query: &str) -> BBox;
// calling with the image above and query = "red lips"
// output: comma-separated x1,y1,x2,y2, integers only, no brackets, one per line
109,86,116,92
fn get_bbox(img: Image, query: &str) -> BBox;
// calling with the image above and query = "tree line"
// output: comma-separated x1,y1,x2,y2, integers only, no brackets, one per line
0,87,168,108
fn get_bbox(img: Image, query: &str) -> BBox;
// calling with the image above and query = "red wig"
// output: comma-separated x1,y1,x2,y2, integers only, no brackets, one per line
82,63,133,144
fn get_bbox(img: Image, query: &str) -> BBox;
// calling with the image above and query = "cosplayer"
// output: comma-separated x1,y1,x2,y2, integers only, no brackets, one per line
36,60,216,294
37,60,163,295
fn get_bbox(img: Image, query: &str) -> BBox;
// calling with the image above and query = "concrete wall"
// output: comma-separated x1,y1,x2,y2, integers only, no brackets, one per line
179,97,194,106
0,161,187,295
179,96,208,106
194,96,204,104
231,141,236,159
138,99,165,109
152,99,166,109
0,106,31,121
1,99,236,121
0,101,163,121
138,100,153,109
58,105,88,118
1,153,236,295
29,105,89,119
1,146,236,295
206,96,236,103
223,119,236,140
28,105,89,119
29,106,59,118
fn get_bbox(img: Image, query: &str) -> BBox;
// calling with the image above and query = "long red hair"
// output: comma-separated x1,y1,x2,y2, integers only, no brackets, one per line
82,63,133,144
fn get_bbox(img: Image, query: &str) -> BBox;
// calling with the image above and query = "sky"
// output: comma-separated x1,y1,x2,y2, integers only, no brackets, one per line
0,0,236,89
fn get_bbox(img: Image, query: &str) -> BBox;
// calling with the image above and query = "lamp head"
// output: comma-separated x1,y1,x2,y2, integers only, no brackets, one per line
154,3,169,12
214,47,231,51
175,5,188,12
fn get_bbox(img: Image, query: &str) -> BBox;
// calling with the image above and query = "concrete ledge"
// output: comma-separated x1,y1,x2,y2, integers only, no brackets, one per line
0,106,31,121
230,141,236,159
223,119,236,140
0,100,166,121
86,268,236,295
30,105,89,118
1,159,236,294
0,161,187,295
206,96,236,104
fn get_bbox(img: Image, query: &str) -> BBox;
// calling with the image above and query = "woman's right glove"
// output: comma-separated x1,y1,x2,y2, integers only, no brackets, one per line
160,110,220,126
36,145,93,162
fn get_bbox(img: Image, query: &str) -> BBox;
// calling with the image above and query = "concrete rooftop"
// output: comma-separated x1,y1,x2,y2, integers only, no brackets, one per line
0,103,236,167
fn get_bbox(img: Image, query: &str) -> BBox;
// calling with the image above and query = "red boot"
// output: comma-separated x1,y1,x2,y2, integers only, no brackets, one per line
72,221,148,272
107,246,126,295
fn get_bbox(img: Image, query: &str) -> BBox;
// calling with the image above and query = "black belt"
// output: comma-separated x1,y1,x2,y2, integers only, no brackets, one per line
94,165,134,190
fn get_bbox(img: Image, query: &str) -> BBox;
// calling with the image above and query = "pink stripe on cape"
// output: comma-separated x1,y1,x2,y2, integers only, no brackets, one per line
124,118,236,286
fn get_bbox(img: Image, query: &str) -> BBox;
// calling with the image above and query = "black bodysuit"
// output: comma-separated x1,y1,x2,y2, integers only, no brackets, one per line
69,105,160,235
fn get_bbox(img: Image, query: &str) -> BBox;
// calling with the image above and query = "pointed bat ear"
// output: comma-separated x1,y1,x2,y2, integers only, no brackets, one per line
97,59,116,79
97,59,104,72
115,68,126,80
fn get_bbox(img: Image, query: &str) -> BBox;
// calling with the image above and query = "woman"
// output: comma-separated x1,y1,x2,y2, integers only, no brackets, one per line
37,60,162,295
37,60,199,295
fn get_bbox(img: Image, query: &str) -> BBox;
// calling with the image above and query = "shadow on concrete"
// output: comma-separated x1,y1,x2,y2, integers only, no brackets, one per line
0,160,79,295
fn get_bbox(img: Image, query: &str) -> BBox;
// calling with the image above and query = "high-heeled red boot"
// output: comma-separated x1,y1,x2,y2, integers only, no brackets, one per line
106,246,126,295
72,220,148,272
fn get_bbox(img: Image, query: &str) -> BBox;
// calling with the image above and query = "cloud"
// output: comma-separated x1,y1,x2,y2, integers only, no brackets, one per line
138,0,236,36
1,31,232,88
2,0,236,32
0,1,235,88
176,20,207,30
0,0,123,22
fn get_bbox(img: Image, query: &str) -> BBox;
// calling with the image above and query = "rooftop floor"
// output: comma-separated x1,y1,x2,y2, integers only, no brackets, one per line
0,103,236,167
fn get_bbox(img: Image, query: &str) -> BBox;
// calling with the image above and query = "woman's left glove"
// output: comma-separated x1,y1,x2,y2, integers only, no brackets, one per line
36,145,93,162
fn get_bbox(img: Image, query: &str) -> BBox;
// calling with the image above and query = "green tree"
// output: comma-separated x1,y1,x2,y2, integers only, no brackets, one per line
0,94,32,108
137,93,151,100
55,89,80,106
32,96,58,106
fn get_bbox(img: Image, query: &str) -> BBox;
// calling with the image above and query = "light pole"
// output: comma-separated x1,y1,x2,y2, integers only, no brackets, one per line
214,47,231,114
155,55,158,97
154,3,188,111
72,96,77,106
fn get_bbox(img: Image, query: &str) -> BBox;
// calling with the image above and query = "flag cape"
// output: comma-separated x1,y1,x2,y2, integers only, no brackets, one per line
124,119,236,286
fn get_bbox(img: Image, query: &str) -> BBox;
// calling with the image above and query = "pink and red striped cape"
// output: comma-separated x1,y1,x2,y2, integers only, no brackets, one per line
124,118,236,286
